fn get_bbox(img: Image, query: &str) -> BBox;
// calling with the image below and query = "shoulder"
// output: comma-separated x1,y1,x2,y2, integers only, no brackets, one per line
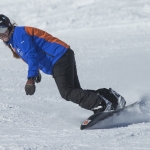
14,26,48,35
14,26,26,33
13,26,27,40
13,26,32,45
24,26,46,36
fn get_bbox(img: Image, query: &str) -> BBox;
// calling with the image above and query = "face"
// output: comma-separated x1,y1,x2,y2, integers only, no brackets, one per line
0,29,10,42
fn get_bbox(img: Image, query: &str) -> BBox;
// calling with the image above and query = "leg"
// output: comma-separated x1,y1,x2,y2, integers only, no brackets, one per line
73,62,81,89
53,49,103,110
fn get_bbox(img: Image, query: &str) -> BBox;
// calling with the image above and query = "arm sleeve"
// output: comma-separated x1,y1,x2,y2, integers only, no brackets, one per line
20,34,39,78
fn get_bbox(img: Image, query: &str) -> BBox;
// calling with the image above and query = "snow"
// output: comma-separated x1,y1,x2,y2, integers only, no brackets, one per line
1,0,150,149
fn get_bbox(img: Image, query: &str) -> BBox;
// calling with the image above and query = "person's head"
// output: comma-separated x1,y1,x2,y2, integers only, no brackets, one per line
0,14,20,59
0,14,13,42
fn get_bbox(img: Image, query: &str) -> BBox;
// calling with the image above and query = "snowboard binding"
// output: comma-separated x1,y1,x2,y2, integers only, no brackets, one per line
93,88,126,113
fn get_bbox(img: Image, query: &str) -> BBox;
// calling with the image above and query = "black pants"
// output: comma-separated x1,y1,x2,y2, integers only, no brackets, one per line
52,49,102,110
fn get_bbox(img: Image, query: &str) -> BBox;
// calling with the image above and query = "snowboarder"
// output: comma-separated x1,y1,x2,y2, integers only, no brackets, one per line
0,14,126,114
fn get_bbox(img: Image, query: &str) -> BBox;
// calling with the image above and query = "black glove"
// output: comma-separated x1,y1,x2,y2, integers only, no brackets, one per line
35,71,41,83
25,78,36,95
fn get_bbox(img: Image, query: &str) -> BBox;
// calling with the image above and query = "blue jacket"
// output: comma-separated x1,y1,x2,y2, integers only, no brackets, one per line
6,26,70,78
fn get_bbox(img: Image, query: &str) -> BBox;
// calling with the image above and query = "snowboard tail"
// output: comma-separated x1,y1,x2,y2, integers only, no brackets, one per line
80,102,138,130
81,108,123,130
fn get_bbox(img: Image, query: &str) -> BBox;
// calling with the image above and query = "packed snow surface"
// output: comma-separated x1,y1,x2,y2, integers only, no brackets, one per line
1,0,150,149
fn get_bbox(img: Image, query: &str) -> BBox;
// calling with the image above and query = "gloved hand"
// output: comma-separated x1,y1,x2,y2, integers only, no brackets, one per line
25,78,36,95
35,71,41,83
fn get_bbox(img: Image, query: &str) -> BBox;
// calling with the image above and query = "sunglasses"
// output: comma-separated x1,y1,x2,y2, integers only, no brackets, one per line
0,25,8,34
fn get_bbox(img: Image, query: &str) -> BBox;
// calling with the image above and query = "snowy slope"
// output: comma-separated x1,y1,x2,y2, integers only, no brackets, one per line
1,0,150,149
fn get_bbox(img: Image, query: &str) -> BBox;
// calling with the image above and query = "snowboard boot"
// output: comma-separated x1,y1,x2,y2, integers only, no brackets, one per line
91,95,107,114
109,88,126,110
96,88,126,111
91,94,117,114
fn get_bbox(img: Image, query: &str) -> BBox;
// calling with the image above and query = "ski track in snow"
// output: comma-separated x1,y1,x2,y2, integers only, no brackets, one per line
1,0,150,150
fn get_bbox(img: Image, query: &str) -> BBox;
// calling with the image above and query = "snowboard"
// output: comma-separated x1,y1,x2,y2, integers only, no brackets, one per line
80,102,138,130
